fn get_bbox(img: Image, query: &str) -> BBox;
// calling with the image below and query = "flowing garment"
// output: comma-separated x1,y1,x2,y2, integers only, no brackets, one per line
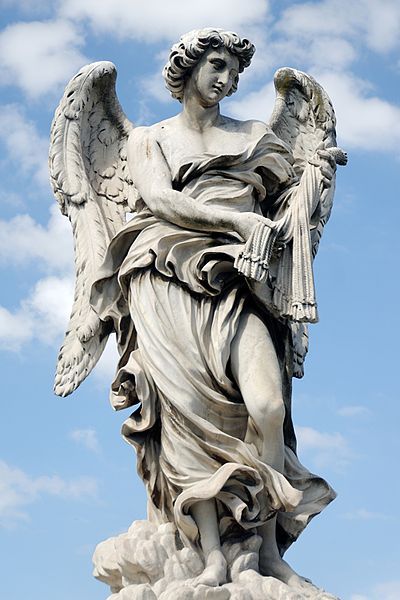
91,129,336,555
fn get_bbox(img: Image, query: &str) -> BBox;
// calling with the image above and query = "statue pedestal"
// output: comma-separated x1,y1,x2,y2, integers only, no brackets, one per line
93,520,340,600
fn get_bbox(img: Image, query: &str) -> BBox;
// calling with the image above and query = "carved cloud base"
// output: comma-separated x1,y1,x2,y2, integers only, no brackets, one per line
93,520,340,600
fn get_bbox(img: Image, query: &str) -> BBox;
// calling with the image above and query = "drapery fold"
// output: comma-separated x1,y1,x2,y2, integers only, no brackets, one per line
90,129,336,554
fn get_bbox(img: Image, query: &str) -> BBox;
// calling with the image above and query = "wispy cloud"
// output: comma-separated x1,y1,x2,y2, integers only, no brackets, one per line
59,0,270,42
316,71,400,153
352,580,400,600
296,425,353,470
0,205,73,272
26,274,74,343
276,0,400,60
342,508,391,521
0,459,98,527
70,429,100,453
373,581,400,600
337,405,371,417
0,0,57,16
228,0,400,157
228,81,275,123
0,19,87,98
228,70,400,155
0,204,74,350
0,305,34,351
92,334,119,384
0,202,120,382
0,104,49,186
0,274,73,351
140,69,173,106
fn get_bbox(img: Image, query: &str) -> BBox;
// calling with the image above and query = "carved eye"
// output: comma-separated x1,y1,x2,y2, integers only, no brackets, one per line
211,59,225,71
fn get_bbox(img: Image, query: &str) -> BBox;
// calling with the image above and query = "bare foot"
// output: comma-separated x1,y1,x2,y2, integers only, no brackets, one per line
192,548,227,587
260,555,315,592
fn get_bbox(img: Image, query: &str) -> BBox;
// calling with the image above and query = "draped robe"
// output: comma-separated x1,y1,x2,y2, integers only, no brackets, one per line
91,129,336,555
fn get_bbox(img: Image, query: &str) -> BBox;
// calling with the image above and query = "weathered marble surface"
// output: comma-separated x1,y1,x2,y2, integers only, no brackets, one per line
50,27,346,600
93,520,339,600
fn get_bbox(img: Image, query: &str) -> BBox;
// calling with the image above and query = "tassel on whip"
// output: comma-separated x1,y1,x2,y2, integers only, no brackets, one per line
234,221,279,283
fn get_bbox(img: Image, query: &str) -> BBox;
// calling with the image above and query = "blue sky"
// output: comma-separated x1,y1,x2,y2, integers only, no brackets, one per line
0,1,399,599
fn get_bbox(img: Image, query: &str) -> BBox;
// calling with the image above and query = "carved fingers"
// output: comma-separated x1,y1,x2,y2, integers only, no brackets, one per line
309,148,337,189
233,212,276,243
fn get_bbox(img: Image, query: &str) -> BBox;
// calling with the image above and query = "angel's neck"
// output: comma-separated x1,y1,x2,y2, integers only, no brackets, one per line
180,95,220,132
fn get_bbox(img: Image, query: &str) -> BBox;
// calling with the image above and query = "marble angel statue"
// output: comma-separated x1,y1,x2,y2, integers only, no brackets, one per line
49,28,347,599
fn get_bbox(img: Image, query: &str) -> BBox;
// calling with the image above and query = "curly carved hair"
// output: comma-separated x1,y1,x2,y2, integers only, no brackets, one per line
163,28,255,102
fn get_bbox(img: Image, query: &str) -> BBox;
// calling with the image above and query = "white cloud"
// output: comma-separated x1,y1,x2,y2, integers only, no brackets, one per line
297,426,347,451
26,274,74,344
93,334,119,384
0,274,73,351
228,81,275,122
0,104,49,186
373,581,400,600
352,581,400,600
0,305,34,351
70,428,100,453
296,425,352,469
141,69,172,105
342,508,390,521
60,0,269,42
276,0,354,40
264,35,357,73
227,70,400,155
0,205,73,271
0,267,119,387
317,72,400,153
0,206,74,350
0,190,25,208
276,0,400,57
0,203,119,377
234,1,399,159
337,405,370,417
0,459,98,526
0,19,87,97
0,0,56,14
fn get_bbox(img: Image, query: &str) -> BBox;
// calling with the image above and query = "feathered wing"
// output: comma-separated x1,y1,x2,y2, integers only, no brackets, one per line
49,61,139,397
269,67,347,255
268,67,347,377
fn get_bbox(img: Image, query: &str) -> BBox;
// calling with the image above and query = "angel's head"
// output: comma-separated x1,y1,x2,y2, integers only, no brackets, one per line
163,28,255,103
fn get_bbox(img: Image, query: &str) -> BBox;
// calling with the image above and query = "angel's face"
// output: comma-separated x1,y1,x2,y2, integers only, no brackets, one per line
186,47,239,106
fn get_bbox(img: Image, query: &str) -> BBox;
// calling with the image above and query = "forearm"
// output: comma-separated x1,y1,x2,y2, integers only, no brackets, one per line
150,188,237,234
127,129,271,240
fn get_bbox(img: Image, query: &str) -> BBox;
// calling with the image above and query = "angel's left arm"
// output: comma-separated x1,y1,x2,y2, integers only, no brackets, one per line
262,143,337,227
126,126,277,243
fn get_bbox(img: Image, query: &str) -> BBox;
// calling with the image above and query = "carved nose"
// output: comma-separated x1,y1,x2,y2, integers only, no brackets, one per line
217,71,230,86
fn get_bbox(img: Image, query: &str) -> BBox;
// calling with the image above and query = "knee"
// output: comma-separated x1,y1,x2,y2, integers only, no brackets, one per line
249,395,285,433
265,397,286,427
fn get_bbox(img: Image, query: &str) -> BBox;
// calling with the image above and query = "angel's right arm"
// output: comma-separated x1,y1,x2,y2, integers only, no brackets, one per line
127,127,265,240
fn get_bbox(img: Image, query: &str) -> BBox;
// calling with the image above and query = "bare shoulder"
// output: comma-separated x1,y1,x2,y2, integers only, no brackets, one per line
127,126,150,159
127,122,171,174
128,124,154,147
129,116,179,147
219,116,270,138
247,119,271,136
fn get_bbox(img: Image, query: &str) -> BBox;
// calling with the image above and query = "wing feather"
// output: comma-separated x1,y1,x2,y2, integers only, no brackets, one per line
269,67,337,175
49,61,136,397
268,67,347,377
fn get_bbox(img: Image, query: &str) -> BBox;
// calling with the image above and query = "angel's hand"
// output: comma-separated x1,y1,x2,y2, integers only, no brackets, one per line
309,148,337,189
232,212,275,243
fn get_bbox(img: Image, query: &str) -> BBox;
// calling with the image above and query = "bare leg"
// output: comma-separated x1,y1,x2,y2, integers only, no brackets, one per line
230,310,313,590
190,499,227,586
257,518,314,589
230,310,285,471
